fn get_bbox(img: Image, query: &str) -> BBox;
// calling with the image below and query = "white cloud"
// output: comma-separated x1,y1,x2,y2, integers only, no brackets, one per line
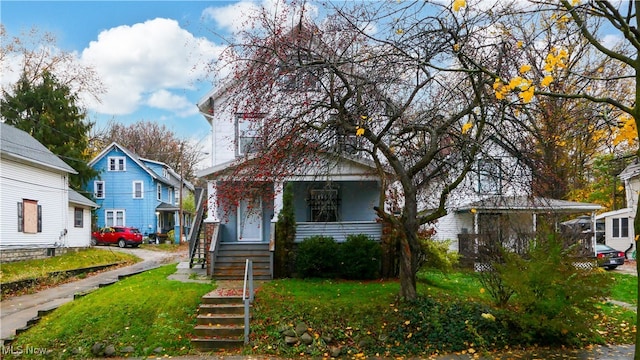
202,0,319,35
202,1,262,34
147,89,198,117
79,18,223,116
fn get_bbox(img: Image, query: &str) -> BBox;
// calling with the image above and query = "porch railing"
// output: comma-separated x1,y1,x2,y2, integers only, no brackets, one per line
188,188,206,268
458,232,595,259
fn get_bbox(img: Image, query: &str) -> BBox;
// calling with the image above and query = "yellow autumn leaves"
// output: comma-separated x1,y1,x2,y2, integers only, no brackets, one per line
493,47,568,104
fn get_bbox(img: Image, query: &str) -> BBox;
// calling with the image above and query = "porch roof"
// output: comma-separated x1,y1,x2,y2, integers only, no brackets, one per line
196,151,386,181
156,202,179,212
455,195,601,213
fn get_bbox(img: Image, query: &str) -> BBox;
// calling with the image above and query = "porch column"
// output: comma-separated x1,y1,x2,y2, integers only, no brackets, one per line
273,181,284,220
205,180,220,223
473,211,479,234
591,211,597,256
270,181,284,255
532,213,537,233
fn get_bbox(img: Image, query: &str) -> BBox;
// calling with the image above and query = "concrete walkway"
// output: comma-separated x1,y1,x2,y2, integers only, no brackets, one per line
0,247,187,344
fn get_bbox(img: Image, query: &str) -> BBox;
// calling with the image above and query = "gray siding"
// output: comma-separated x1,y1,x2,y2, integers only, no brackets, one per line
294,221,382,243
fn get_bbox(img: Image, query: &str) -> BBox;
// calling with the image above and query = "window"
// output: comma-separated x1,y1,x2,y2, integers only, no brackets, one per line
157,184,162,201
478,158,502,195
308,188,340,222
108,156,126,171
613,218,629,238
17,200,41,233
94,181,105,199
162,168,168,179
133,181,143,199
105,210,125,227
74,207,84,228
277,61,321,92
236,114,263,156
168,188,173,205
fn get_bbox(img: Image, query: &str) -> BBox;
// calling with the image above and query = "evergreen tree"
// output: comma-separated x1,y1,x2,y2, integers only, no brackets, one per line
1,70,98,191
274,183,296,278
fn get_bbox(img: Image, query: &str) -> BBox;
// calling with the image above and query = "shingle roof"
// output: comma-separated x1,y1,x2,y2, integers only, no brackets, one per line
456,195,601,213
0,122,77,174
68,188,98,208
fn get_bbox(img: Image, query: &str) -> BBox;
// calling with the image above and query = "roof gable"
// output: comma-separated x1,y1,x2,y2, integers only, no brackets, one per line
0,122,77,174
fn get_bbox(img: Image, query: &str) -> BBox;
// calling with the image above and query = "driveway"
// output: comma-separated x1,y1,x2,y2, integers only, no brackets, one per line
0,246,185,344
615,260,638,276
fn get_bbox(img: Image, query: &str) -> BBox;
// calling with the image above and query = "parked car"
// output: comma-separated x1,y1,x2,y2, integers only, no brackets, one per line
91,226,143,248
596,244,625,270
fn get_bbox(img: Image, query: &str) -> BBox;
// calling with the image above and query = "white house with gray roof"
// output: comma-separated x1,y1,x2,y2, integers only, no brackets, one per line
0,123,97,262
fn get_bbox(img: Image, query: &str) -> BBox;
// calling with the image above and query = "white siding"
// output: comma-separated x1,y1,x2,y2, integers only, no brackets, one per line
1,159,70,250
431,212,473,251
211,104,238,167
66,205,92,248
602,210,635,252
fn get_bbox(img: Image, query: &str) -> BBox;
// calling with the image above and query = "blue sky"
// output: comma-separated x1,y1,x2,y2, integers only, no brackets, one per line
1,0,271,150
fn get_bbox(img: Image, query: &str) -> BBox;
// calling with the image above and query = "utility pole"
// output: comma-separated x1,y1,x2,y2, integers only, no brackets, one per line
179,142,184,244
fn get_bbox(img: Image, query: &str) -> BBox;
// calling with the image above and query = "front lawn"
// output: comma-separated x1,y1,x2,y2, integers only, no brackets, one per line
6,264,215,359
0,248,139,283
6,266,637,359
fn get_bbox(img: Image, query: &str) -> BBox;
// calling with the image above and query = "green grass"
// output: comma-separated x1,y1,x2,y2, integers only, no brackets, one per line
0,248,139,283
7,264,215,359
609,272,638,305
7,266,637,359
417,268,492,301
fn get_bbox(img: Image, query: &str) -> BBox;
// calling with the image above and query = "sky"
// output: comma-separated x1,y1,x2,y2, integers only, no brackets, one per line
0,0,277,153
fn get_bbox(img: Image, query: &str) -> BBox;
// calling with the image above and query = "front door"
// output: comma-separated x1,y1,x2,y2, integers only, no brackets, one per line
238,197,262,242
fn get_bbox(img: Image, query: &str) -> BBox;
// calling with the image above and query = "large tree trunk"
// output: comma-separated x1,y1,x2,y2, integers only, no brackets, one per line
398,195,420,301
634,201,640,360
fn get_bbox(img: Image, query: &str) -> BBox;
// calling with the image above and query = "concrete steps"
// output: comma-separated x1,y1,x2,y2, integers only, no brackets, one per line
190,294,248,351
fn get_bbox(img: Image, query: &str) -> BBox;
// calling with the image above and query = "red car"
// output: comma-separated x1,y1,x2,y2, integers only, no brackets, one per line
91,226,143,248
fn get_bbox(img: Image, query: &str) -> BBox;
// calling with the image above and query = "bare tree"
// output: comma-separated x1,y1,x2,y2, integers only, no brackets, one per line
1,25,104,102
210,1,516,300
95,120,206,182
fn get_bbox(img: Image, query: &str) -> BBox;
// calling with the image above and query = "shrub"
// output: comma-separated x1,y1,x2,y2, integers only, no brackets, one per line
338,234,382,280
295,236,339,278
481,232,611,345
419,238,459,273
385,296,514,355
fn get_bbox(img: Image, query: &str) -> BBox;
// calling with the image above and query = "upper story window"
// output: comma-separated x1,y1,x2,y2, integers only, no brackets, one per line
94,181,105,199
277,54,321,92
108,156,126,171
157,184,162,201
236,114,263,156
162,168,168,179
168,188,173,205
478,158,502,195
133,181,144,199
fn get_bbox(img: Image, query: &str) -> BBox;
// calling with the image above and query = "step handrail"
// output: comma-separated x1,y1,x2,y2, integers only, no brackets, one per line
188,188,206,268
242,258,254,344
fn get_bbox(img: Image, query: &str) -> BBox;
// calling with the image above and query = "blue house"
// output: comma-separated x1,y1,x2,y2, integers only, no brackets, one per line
87,142,194,243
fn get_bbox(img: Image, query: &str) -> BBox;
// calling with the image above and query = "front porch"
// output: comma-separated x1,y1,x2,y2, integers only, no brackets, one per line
452,195,601,263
